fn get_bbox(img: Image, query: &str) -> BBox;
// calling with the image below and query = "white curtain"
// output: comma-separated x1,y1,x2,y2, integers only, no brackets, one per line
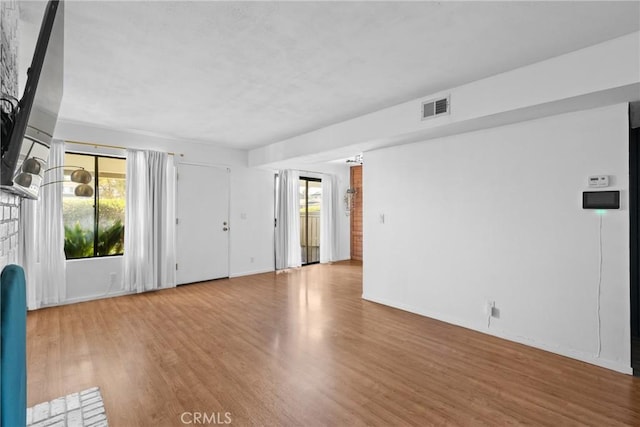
124,149,176,292
320,173,339,263
275,169,301,270
20,139,66,309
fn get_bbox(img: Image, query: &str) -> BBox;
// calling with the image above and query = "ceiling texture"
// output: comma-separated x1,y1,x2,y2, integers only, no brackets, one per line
18,1,640,150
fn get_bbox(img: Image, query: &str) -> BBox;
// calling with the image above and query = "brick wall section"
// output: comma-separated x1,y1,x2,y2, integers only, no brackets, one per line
27,387,108,427
350,165,363,261
1,0,19,100
0,192,20,267
1,0,21,271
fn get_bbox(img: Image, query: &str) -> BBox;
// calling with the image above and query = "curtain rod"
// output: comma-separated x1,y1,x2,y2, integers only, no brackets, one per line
64,139,183,157
275,169,328,175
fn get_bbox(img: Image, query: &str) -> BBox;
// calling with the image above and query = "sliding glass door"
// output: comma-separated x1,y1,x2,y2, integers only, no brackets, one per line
300,177,321,265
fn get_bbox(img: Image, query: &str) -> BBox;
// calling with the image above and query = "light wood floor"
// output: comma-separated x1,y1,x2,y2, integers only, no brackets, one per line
28,261,640,426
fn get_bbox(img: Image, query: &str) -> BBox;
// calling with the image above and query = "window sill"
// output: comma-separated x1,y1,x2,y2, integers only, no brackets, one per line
66,255,123,263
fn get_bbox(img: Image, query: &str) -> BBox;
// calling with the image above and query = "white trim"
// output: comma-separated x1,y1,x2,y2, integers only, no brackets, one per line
229,268,275,278
41,289,135,308
65,142,126,157
175,160,232,170
362,293,632,375
56,118,225,149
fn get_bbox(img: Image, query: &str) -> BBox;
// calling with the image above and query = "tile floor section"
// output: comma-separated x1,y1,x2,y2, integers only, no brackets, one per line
27,387,108,427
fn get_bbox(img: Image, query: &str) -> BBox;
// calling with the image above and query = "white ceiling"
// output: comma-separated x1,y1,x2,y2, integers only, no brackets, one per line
19,1,640,150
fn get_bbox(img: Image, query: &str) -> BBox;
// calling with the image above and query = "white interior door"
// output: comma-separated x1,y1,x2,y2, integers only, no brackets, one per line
176,163,230,284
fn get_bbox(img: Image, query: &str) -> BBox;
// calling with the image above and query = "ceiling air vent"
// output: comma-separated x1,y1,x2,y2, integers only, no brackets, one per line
421,96,450,120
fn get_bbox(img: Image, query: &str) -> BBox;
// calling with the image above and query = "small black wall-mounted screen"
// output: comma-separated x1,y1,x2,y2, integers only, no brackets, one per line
583,191,620,209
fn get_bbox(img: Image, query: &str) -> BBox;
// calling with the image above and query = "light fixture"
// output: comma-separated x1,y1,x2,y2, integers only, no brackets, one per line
346,154,364,165
39,165,94,197
344,188,357,211
13,157,46,189
70,169,91,184
22,158,43,175
74,184,93,197
14,172,34,188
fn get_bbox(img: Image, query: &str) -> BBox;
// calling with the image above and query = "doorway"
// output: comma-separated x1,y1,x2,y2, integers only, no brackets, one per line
630,103,640,375
176,163,230,284
300,177,321,265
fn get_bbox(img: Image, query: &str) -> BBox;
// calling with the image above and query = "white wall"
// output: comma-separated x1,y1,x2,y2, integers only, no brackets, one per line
53,121,351,302
249,32,639,167
229,166,276,277
363,104,631,373
230,163,352,277
55,119,247,166
330,165,352,261
54,121,277,301
298,163,351,262
66,256,124,303
264,161,352,262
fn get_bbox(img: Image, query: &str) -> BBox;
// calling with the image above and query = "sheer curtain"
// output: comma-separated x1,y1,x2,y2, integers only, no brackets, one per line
320,173,339,263
275,169,301,270
124,149,176,292
20,139,66,309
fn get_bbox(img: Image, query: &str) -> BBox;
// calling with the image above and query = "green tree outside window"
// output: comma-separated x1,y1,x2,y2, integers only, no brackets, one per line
63,153,126,259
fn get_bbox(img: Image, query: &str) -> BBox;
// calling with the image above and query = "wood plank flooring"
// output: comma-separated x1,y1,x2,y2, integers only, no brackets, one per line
27,261,640,426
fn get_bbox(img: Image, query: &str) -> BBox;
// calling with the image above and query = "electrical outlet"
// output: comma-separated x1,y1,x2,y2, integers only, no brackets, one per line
491,306,500,318
109,272,117,286
485,300,495,316
250,257,254,263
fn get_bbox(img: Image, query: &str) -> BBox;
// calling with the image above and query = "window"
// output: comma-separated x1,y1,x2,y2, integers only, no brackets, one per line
299,177,321,265
63,153,126,259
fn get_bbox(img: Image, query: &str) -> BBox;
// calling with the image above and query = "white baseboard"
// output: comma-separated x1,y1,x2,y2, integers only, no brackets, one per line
39,289,135,308
229,267,275,278
362,293,632,375
228,259,351,279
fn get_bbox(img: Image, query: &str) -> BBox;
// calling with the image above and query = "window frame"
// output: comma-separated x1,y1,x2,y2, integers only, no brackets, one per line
300,176,321,266
63,151,126,260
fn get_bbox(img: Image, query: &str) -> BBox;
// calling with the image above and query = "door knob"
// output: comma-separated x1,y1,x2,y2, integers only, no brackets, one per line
223,227,229,231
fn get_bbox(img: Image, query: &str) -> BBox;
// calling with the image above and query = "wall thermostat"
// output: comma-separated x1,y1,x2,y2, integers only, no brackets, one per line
588,175,609,188
583,191,620,209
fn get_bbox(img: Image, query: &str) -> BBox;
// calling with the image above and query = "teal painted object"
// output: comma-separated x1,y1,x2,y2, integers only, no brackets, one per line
1,265,27,427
